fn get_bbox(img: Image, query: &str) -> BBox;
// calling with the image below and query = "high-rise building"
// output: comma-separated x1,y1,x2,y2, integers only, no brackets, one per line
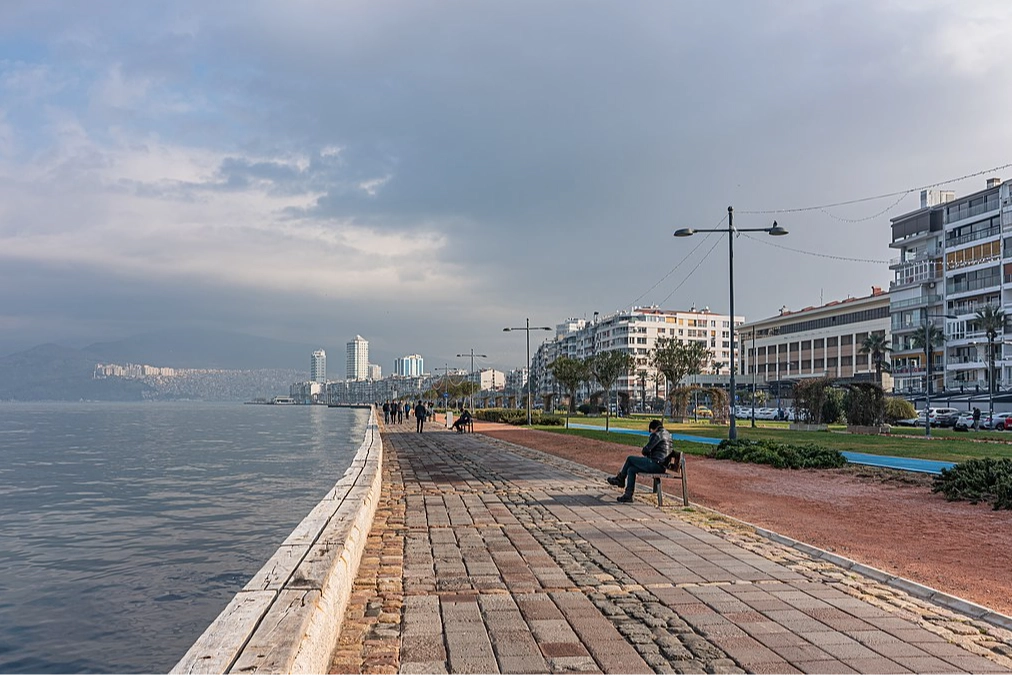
367,363,382,380
888,177,1012,397
394,354,425,377
310,349,327,383
346,335,369,381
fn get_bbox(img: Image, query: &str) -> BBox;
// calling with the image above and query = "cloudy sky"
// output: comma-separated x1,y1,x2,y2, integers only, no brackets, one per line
2,0,1011,372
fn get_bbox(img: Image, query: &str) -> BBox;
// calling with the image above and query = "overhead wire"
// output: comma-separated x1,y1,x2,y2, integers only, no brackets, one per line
739,232,890,263
658,234,723,307
630,215,726,308
739,161,1012,215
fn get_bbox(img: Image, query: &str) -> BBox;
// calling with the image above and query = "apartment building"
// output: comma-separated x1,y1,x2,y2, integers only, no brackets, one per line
310,349,327,383
346,335,369,381
534,306,742,409
889,178,1012,395
739,288,891,394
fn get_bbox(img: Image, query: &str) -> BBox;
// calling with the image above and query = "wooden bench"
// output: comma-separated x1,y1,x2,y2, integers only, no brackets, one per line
651,451,688,507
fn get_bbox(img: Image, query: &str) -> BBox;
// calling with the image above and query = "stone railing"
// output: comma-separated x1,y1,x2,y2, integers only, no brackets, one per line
171,409,382,674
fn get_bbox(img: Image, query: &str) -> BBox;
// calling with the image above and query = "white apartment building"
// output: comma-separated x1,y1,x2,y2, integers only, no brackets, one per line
739,288,891,393
394,354,425,377
534,306,742,409
476,368,506,391
310,349,327,383
889,178,1012,398
367,363,382,381
346,335,369,381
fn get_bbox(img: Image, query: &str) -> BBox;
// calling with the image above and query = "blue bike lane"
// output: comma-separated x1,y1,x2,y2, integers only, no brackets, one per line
566,423,955,474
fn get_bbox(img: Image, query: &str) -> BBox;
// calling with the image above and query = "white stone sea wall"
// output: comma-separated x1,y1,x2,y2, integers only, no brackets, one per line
171,408,382,674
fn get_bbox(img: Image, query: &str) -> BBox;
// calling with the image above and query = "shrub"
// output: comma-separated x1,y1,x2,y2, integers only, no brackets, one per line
843,382,885,426
710,438,846,469
884,397,916,423
932,458,1012,510
822,388,845,424
792,376,835,424
473,408,564,426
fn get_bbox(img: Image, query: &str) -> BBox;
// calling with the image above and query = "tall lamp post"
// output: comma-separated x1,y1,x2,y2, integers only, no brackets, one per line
503,318,552,426
456,349,487,411
751,328,757,428
675,206,788,440
923,313,957,437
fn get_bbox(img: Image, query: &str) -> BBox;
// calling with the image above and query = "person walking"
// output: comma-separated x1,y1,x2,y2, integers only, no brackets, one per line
382,401,390,424
396,401,404,424
973,407,981,431
607,419,672,503
404,401,411,423
414,400,427,433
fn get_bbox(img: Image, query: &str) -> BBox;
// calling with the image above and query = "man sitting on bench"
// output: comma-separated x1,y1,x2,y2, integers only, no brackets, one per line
451,408,472,433
607,419,671,502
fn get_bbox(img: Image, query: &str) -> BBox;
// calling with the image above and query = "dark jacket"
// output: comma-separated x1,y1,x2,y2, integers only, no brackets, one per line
641,428,672,464
414,403,427,419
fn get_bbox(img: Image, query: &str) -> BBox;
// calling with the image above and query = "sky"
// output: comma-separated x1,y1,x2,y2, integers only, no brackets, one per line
2,0,1012,373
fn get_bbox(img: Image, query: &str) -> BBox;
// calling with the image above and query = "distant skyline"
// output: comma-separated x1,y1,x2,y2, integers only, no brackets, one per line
3,1,1012,373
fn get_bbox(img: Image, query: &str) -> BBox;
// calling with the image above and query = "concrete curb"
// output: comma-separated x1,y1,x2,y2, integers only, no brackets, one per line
171,408,383,674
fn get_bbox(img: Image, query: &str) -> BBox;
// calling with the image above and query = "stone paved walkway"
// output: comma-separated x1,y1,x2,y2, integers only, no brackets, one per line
329,426,1012,674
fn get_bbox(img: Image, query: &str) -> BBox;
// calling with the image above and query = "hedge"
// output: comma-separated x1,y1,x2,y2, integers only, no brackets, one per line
710,438,846,469
473,408,564,426
932,458,1012,510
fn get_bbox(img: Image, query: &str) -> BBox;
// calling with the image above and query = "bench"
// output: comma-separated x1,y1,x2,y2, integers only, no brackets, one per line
453,417,474,433
651,451,688,507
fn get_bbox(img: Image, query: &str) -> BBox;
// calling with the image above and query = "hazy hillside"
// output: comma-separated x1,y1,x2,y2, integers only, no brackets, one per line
0,344,154,401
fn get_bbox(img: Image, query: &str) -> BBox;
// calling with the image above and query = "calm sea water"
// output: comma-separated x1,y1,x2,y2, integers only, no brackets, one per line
0,401,370,674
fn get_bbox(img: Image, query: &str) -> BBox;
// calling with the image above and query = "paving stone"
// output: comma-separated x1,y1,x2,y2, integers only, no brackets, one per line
327,426,1012,675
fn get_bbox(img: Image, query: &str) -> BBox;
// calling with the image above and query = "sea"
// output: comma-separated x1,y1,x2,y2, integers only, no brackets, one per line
0,401,371,674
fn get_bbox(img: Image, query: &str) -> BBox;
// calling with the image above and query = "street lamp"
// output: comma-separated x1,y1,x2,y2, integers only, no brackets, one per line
456,349,487,411
674,206,788,440
751,328,757,428
923,313,957,437
503,318,552,425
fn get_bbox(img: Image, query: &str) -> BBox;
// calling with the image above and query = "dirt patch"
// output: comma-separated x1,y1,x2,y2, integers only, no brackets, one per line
473,421,1012,617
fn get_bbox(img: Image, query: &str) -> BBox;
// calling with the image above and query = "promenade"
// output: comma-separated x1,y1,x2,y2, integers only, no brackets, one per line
329,422,1012,674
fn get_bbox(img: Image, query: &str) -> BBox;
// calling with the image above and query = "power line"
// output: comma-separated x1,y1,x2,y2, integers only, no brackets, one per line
739,232,890,263
739,161,1012,215
630,215,725,308
658,234,723,306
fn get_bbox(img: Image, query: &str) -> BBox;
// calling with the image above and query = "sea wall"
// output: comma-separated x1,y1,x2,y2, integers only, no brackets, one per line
171,409,382,674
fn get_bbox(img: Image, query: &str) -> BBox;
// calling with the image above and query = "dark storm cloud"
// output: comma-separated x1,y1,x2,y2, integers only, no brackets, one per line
2,1,1011,368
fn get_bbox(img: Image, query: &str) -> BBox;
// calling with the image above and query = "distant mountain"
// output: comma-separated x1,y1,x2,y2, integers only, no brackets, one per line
81,328,331,370
0,344,154,401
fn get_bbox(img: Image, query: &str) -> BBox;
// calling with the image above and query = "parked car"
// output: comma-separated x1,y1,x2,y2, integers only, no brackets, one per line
987,412,1012,430
954,414,973,431
936,410,963,428
894,417,920,427
917,407,960,427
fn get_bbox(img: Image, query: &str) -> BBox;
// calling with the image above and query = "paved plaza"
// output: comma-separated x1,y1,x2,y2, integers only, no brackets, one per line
329,425,1012,674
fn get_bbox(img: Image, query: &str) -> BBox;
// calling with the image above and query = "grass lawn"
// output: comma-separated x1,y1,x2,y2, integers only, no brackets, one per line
540,414,1012,463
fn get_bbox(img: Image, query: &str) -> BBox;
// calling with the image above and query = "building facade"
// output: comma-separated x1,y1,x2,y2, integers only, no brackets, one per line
889,178,1012,396
310,349,327,383
346,335,369,381
394,354,425,377
367,363,382,381
534,306,742,410
739,288,891,396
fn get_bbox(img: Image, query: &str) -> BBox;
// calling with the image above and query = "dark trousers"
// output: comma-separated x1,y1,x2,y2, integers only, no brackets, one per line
616,456,665,497
417,416,425,433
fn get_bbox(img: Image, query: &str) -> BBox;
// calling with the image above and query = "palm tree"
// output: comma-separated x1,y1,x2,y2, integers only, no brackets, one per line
859,332,892,385
711,362,725,376
911,324,945,398
587,350,634,431
975,304,1007,420
548,356,590,429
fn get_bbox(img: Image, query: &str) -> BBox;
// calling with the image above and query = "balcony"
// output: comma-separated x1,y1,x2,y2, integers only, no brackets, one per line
889,249,942,269
891,268,942,290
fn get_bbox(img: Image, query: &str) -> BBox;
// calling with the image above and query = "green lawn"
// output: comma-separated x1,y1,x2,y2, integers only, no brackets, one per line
541,414,1012,463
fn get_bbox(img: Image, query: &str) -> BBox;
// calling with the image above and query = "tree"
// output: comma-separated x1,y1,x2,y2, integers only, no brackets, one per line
792,376,835,424
975,304,1007,418
650,338,713,419
711,362,725,375
587,350,634,431
859,332,892,385
911,324,945,397
548,356,590,429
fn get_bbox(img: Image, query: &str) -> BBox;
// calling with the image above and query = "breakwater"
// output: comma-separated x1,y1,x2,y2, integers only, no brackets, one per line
172,408,382,674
